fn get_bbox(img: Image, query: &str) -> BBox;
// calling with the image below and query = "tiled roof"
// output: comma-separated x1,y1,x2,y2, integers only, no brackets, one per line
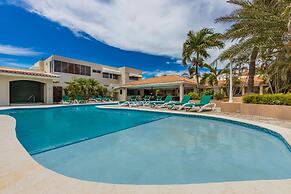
217,75,264,87
124,75,196,87
0,66,59,78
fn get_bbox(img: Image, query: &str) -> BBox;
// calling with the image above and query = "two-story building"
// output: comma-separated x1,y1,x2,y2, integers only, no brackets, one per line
0,55,142,106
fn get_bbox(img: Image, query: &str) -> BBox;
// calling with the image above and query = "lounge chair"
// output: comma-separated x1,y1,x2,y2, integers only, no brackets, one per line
179,95,215,112
150,95,173,108
96,96,103,101
119,95,138,106
167,95,191,110
74,95,85,104
103,96,111,102
142,95,151,105
89,96,98,102
62,95,71,104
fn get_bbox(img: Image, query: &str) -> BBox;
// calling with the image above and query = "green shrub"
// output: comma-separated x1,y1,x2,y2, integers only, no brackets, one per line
187,92,200,100
213,92,225,100
243,93,291,106
201,89,214,96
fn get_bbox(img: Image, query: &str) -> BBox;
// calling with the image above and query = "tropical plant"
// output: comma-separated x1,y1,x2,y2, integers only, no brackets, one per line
182,66,196,79
213,92,225,100
216,0,289,93
182,28,224,91
64,78,108,100
187,92,200,100
200,62,227,94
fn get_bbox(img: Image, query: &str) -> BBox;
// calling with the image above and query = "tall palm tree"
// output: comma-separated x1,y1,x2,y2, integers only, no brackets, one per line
216,0,289,93
182,28,224,91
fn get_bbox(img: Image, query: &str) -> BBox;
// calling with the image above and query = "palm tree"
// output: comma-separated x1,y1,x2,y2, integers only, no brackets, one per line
65,78,107,99
216,0,289,93
182,28,224,91
200,63,227,94
182,66,196,79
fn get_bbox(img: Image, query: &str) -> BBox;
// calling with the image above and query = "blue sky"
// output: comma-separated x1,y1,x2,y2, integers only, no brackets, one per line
0,0,232,77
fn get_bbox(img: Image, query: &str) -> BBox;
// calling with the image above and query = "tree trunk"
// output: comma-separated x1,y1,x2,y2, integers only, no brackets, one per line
195,53,200,92
247,47,259,93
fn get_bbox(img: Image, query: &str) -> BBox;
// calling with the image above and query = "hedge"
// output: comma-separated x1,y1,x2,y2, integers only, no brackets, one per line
243,93,291,106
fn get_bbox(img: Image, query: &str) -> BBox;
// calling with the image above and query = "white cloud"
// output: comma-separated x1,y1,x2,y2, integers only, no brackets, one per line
0,58,32,68
0,44,42,56
13,0,233,59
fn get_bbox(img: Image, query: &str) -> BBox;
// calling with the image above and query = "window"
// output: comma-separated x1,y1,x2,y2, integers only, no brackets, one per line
120,90,122,95
129,76,139,81
127,89,135,96
68,63,74,74
93,69,101,73
81,66,86,75
103,72,109,78
112,74,119,79
85,66,91,76
54,60,61,72
62,62,68,73
74,64,81,75
53,60,91,76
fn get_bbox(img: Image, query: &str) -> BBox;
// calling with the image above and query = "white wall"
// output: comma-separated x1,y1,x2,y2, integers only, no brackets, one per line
0,74,54,106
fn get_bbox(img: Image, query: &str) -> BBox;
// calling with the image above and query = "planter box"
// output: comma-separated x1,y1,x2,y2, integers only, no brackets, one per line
220,102,291,120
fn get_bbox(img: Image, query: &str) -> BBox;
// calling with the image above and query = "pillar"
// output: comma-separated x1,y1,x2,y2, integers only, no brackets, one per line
179,84,184,102
242,86,245,96
45,82,54,104
259,85,264,95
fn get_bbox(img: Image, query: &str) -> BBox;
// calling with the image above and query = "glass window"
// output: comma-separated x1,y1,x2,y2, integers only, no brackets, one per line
62,62,68,73
113,74,118,79
85,66,91,76
103,73,109,78
120,90,122,95
68,63,74,74
81,66,86,75
129,76,139,81
93,69,101,73
128,89,135,96
54,60,61,72
75,64,81,74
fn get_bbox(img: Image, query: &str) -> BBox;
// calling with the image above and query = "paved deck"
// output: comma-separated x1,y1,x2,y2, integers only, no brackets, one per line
0,104,290,194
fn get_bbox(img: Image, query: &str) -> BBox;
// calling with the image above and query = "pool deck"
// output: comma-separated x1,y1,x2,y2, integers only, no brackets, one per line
0,103,291,194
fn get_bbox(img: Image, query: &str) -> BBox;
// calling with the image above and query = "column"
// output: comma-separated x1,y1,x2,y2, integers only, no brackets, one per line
179,84,184,102
242,86,245,96
45,81,54,104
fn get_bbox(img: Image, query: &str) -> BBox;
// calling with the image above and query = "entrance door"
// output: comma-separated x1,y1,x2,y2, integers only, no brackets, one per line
10,80,44,104
53,86,63,102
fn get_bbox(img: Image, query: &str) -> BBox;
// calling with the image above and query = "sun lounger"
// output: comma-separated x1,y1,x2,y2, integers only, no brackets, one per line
167,95,191,109
179,95,215,112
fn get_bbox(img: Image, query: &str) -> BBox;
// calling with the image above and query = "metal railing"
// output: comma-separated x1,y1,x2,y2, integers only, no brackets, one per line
27,95,36,103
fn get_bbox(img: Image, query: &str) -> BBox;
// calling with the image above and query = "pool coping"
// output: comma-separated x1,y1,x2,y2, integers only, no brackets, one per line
0,104,291,194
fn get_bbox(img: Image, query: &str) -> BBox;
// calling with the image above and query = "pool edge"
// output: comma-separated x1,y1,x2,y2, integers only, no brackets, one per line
1,107,291,194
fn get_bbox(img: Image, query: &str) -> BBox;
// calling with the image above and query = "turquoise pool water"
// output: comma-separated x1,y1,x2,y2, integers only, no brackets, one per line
1,105,291,184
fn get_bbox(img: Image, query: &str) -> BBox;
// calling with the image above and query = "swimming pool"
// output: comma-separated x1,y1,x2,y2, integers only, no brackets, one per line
1,105,291,184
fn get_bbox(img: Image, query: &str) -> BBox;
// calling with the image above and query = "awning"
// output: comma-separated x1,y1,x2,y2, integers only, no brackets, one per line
102,68,121,75
129,73,142,78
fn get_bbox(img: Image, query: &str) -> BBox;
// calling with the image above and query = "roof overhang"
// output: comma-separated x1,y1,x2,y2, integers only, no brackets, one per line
0,69,59,80
102,68,121,75
119,81,195,89
129,73,142,78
